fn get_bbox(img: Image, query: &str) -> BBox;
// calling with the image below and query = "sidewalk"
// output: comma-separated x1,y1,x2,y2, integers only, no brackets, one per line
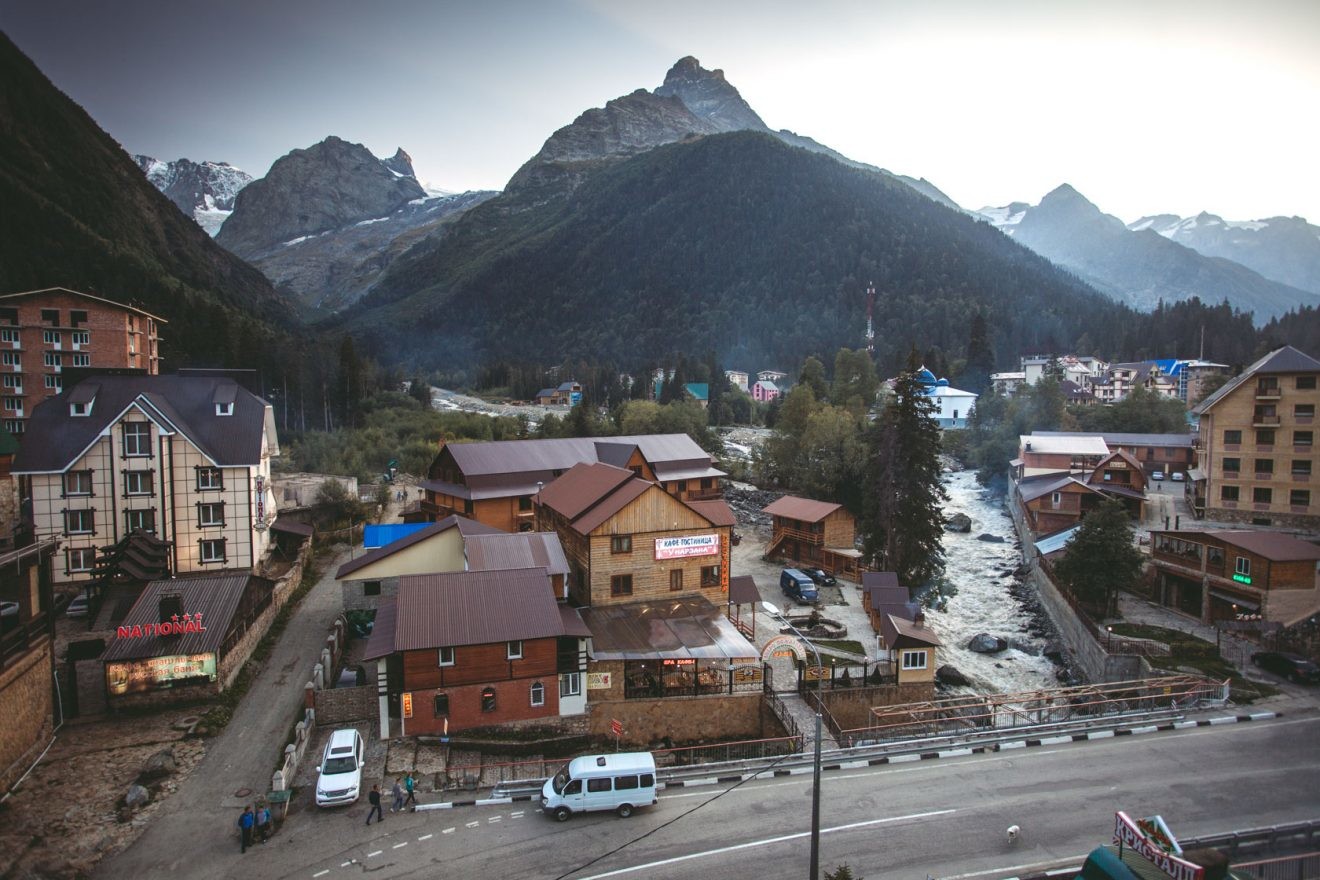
95,543,352,879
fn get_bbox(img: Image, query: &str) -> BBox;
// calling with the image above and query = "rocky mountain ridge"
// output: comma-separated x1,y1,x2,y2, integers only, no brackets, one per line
134,155,252,235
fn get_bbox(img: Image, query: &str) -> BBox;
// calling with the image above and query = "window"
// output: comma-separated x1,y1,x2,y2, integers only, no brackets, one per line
1220,486,1240,501
2,375,19,389
1255,458,1274,475
199,538,226,563
1252,487,1272,504
1222,457,1241,473
506,640,523,660
1256,429,1275,446
437,646,455,667
610,574,633,597
615,775,639,790
559,672,582,698
69,400,91,416
669,569,683,591
1224,430,1242,445
701,565,720,587
64,472,92,498
40,309,58,325
198,502,225,527
1291,489,1311,507
43,330,61,346
44,376,60,391
3,420,22,435
71,353,89,368
71,330,89,347
1298,376,1317,390
123,471,152,495
196,467,222,491
1294,460,1313,475
363,580,381,597
433,693,449,716
463,499,474,515
610,535,632,554
67,547,95,572
123,422,151,456
1297,404,1316,418
69,310,87,327
43,352,61,369
1,352,19,367
901,650,928,670
0,329,17,344
215,402,233,416
1051,492,1062,505
1235,556,1251,577
587,778,612,793
481,687,497,713
530,681,545,707
2,397,20,413
125,509,155,533
64,509,94,534
518,495,532,512
1295,431,1313,447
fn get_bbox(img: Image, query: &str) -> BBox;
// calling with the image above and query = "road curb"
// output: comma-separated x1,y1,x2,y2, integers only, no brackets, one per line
408,711,1279,809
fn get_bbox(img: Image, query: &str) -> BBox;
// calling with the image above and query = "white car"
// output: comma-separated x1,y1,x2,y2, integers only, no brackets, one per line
315,728,365,807
1170,472,1185,482
65,592,92,618
1,601,18,624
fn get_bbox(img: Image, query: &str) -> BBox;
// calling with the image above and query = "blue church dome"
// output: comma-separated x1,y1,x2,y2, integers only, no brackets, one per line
936,378,949,387
916,367,937,386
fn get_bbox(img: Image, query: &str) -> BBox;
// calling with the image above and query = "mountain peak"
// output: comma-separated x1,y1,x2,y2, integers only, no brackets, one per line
382,147,416,179
655,56,766,132
1042,182,1085,203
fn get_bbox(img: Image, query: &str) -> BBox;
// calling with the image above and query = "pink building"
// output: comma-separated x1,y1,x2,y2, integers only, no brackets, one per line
752,380,780,402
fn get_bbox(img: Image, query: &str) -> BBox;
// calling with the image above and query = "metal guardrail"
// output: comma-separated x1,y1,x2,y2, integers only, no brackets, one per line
1181,819,1320,858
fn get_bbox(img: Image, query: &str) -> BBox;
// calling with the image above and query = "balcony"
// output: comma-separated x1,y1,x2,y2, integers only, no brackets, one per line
1255,386,1281,400
1253,415,1281,427
684,487,724,501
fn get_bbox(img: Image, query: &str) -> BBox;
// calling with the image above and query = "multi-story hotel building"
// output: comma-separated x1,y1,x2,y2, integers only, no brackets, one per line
0,288,164,435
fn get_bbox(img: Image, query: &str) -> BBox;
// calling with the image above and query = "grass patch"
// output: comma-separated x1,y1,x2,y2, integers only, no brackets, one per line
1110,623,1278,703
812,639,867,656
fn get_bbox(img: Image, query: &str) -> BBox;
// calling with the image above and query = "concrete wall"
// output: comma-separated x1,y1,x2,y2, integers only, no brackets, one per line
0,641,54,794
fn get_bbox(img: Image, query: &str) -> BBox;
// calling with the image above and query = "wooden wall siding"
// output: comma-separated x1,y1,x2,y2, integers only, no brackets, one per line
587,486,710,537
586,527,730,606
405,677,562,735
822,509,855,547
402,638,559,691
897,647,935,684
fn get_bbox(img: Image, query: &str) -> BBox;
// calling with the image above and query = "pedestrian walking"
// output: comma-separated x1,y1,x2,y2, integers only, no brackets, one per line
365,785,383,825
404,772,417,811
255,803,272,843
237,805,255,853
391,777,405,813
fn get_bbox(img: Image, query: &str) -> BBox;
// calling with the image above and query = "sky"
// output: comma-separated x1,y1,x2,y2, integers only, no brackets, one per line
3,0,1318,222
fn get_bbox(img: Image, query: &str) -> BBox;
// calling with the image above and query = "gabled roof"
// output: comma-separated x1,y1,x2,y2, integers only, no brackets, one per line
439,434,716,479
862,571,900,589
1196,529,1320,562
1019,434,1109,456
0,287,166,322
1093,448,1145,473
465,532,569,577
762,495,843,522
1034,431,1194,448
728,575,760,605
1018,473,1100,503
335,515,501,579
881,612,942,649
686,498,736,527
12,374,270,473
392,568,568,650
537,462,635,521
102,572,273,661
1194,346,1320,415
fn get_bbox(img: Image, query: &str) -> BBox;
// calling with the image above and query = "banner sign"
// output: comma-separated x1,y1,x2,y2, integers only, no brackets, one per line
587,672,613,690
106,653,217,695
1113,812,1203,880
402,692,413,719
654,534,720,560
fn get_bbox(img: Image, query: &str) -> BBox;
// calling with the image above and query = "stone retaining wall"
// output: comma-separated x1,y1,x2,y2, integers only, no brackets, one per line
0,642,54,794
314,684,377,725
588,693,766,749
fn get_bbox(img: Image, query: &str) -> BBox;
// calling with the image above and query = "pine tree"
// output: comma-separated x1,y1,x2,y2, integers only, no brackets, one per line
963,312,995,396
1052,498,1143,618
861,350,948,585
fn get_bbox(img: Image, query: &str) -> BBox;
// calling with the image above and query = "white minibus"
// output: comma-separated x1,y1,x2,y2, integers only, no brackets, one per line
540,752,658,821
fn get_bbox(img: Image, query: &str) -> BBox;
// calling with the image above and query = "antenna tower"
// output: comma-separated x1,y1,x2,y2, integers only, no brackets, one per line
865,281,876,355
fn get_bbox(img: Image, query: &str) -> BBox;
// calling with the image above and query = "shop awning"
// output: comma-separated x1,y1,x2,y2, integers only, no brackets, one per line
581,595,758,662
1208,589,1259,610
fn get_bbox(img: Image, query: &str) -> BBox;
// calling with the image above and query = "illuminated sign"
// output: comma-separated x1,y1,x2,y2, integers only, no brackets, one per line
654,534,720,560
1232,574,1252,584
402,692,413,718
106,653,217,695
117,613,206,639
1113,812,1203,880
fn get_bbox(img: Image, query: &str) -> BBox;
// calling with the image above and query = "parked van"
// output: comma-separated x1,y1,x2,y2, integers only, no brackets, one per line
315,728,365,807
780,568,819,604
541,752,658,821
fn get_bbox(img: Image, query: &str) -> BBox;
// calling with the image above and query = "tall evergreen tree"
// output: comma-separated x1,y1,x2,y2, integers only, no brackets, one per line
1052,499,1142,618
962,313,995,396
861,350,948,585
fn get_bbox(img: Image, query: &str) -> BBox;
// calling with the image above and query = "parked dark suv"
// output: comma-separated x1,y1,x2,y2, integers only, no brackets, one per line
1251,651,1320,684
801,567,836,587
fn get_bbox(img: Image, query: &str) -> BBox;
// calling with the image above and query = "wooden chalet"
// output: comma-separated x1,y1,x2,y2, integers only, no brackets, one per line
762,495,863,581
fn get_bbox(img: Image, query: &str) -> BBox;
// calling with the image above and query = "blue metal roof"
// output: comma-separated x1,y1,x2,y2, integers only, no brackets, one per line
364,522,433,549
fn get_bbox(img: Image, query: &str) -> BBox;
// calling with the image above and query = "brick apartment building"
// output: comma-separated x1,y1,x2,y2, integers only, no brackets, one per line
0,288,164,436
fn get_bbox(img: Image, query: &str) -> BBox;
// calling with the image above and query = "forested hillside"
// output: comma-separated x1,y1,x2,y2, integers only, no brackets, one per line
341,131,1136,372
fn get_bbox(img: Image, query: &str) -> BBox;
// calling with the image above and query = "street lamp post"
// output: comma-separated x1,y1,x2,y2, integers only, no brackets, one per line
764,601,822,880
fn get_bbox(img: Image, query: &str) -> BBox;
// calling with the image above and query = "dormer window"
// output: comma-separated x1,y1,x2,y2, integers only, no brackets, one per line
70,401,92,417
215,402,233,416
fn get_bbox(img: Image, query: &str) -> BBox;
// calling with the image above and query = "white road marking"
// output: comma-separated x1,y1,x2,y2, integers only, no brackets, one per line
574,809,956,880
443,827,456,834
313,871,329,878
367,850,382,858
466,820,479,828
393,842,408,849
340,861,352,867
510,811,525,817
418,833,433,841
488,816,502,823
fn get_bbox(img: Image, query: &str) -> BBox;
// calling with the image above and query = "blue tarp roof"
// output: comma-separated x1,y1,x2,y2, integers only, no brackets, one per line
364,523,433,550
1035,525,1081,557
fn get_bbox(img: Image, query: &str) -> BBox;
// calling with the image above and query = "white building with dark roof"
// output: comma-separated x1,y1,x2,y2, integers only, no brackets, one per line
12,372,279,585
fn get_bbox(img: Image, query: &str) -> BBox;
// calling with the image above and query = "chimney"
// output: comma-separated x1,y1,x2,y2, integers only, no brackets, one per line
913,611,925,627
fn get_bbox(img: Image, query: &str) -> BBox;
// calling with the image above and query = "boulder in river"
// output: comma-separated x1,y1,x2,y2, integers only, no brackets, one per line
945,512,972,533
967,633,1009,653
977,533,1006,543
936,665,971,686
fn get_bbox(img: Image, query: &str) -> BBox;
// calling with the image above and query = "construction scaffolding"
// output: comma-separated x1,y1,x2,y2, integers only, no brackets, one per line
839,675,1229,747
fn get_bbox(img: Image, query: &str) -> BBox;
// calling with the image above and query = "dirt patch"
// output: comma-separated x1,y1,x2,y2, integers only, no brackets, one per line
0,715,207,879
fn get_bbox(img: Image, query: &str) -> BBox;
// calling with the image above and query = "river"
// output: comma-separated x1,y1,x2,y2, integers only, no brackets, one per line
930,469,1061,695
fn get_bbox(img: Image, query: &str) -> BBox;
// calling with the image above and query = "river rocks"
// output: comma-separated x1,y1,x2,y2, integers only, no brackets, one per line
944,512,972,532
977,533,1006,543
123,784,150,810
967,633,1009,653
936,665,971,686
137,747,176,784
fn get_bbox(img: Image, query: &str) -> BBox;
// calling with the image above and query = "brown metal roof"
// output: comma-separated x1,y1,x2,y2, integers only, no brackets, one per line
393,568,566,650
881,612,942,648
862,571,900,589
580,595,758,661
686,498,736,527
762,495,842,522
558,604,592,638
865,585,910,608
1199,530,1320,561
537,462,634,520
728,575,760,605
442,434,715,478
465,532,570,577
363,598,398,661
335,515,502,579
271,517,314,537
572,480,652,535
102,572,273,661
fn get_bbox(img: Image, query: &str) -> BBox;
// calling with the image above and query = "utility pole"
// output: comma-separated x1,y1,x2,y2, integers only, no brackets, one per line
865,281,876,356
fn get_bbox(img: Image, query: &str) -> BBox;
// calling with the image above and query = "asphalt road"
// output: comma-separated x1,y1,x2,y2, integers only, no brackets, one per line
234,712,1319,880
